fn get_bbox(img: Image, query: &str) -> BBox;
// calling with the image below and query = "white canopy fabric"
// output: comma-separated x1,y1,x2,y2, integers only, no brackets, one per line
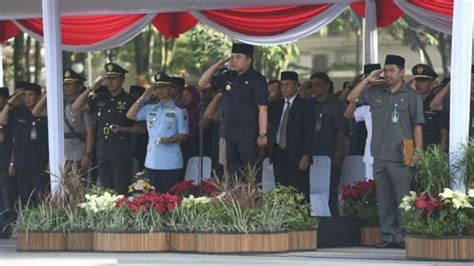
0,0,359,20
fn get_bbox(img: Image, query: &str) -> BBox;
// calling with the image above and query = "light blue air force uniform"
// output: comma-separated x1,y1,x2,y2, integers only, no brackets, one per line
136,99,188,170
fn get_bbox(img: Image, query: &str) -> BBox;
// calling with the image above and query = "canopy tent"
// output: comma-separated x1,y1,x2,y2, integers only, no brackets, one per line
0,0,470,192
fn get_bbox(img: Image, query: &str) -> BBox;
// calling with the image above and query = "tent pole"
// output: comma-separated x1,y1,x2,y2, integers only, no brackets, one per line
449,0,473,192
363,0,378,65
0,44,3,87
42,0,64,194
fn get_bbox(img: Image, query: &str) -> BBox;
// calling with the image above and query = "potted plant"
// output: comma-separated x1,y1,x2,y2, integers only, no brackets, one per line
65,207,94,251
93,189,178,252
402,145,474,260
339,179,380,246
16,203,68,251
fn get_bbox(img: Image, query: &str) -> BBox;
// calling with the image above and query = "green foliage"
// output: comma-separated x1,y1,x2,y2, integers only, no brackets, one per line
16,205,67,233
458,139,474,189
413,146,453,195
402,211,458,237
93,206,165,232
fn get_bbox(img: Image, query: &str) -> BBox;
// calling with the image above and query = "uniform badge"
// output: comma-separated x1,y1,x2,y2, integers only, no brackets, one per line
225,84,232,91
65,70,71,78
417,66,424,74
245,81,248,85
107,64,113,72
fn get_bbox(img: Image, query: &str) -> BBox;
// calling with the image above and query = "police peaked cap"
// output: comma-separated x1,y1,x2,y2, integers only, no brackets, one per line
171,77,185,88
104,63,128,77
384,55,405,69
363,64,381,75
231,43,254,56
412,64,438,80
0,87,9,98
15,81,42,94
129,85,145,95
64,69,86,84
153,71,173,85
280,71,298,82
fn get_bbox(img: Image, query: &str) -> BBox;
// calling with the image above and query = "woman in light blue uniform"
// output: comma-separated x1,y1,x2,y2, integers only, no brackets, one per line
127,72,188,192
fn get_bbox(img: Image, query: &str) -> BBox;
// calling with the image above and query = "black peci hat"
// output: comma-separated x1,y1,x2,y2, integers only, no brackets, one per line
384,55,405,69
280,71,298,82
364,64,381,75
15,81,41,94
171,77,185,88
231,43,254,56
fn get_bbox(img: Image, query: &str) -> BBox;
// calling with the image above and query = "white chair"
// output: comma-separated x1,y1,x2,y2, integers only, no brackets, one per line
184,156,212,184
309,156,332,217
261,157,275,192
339,155,366,198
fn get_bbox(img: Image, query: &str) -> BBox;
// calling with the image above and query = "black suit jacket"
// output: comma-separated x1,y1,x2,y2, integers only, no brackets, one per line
268,96,315,165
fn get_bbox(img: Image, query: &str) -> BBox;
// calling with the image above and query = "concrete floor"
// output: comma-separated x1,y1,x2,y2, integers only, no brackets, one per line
0,239,472,266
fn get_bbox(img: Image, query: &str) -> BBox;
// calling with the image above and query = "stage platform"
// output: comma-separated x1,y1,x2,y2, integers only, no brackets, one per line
0,239,470,265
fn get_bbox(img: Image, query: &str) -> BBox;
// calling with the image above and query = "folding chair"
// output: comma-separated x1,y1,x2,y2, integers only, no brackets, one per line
309,156,332,217
261,157,275,192
184,156,212,184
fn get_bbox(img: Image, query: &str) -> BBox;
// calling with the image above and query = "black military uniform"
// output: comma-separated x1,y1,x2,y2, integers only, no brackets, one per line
8,82,48,204
87,63,135,194
216,43,269,178
412,64,443,147
129,85,147,171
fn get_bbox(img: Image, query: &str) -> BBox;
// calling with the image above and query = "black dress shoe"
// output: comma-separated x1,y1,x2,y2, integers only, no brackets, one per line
375,242,396,248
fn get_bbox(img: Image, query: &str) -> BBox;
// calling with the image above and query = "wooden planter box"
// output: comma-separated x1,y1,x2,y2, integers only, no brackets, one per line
169,232,197,252
406,235,474,261
289,230,317,251
17,232,67,251
195,232,289,254
360,227,382,246
94,232,169,252
67,231,94,251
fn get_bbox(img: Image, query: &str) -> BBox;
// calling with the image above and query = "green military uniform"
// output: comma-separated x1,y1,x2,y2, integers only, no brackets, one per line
87,63,135,194
359,55,425,246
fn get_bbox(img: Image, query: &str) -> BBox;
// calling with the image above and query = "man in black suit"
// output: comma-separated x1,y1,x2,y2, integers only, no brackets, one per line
268,71,315,203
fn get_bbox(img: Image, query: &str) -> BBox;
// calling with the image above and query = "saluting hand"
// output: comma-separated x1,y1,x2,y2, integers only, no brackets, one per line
215,57,231,70
367,69,384,83
8,91,25,107
92,77,106,91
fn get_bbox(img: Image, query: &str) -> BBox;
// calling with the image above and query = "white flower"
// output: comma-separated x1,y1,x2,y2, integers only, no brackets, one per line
78,192,124,213
440,189,472,209
399,191,417,212
181,195,211,208
468,189,474,198
439,188,455,199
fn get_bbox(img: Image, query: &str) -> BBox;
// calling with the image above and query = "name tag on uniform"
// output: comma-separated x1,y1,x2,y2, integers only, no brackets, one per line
165,112,176,118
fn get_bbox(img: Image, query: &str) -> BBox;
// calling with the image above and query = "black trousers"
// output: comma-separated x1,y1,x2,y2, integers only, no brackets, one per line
226,139,261,182
17,169,44,206
145,168,182,193
0,169,17,238
272,145,310,204
98,159,132,195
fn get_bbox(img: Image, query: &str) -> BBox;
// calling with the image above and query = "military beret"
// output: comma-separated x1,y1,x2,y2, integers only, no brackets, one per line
232,43,254,56
0,87,9,98
280,71,298,82
153,72,173,86
171,77,185,88
412,64,438,80
15,81,41,94
385,55,405,69
64,69,86,84
104,63,128,77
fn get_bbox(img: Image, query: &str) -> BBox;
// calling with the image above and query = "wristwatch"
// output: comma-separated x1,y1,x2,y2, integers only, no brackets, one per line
259,132,267,136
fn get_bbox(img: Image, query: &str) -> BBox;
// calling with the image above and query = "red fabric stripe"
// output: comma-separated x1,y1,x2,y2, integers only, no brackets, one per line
408,0,453,16
350,0,404,28
201,5,333,36
152,12,198,38
16,15,147,45
0,21,20,43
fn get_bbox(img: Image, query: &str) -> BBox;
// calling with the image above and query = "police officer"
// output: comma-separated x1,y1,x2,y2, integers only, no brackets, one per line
72,63,135,194
32,69,95,169
411,64,443,148
126,72,188,192
0,82,49,205
198,43,269,180
348,55,425,249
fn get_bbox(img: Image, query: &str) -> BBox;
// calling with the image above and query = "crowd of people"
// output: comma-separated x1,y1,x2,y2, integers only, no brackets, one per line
0,42,470,247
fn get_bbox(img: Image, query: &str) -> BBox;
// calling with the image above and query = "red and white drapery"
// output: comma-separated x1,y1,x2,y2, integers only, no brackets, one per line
0,1,455,52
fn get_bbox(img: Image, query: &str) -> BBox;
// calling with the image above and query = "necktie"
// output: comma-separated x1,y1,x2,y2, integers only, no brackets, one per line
279,101,290,150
